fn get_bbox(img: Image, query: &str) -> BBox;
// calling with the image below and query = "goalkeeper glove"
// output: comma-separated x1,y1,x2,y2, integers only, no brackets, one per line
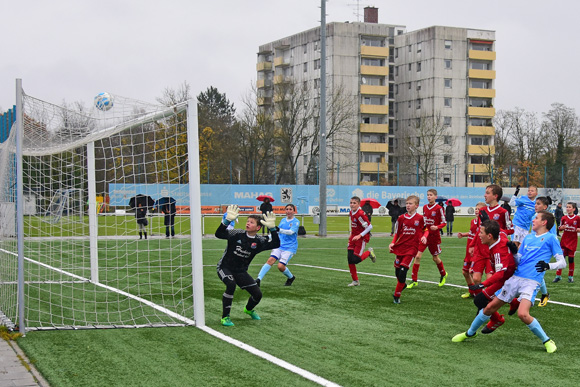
469,283,485,291
514,185,521,197
222,205,239,225
535,260,550,272
260,211,276,230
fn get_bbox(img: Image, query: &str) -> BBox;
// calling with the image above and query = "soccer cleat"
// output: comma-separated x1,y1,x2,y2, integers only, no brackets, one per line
284,276,296,286
220,316,234,327
538,293,550,307
481,314,505,334
407,281,418,289
255,278,261,287
439,272,448,287
569,276,574,283
368,247,376,263
552,276,561,283
461,292,473,299
544,339,557,353
393,294,401,304
508,299,520,316
243,307,261,320
348,280,360,287
452,331,477,343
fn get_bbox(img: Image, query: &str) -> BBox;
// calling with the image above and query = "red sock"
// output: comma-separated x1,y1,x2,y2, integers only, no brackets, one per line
436,261,446,276
360,251,370,261
556,268,562,276
490,311,501,324
349,264,358,281
394,282,406,297
569,261,575,277
411,263,420,282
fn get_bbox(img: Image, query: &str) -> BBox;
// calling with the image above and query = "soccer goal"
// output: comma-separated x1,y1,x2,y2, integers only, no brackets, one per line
0,79,204,333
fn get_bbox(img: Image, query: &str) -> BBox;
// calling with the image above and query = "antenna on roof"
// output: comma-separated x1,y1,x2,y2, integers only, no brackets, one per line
347,0,362,22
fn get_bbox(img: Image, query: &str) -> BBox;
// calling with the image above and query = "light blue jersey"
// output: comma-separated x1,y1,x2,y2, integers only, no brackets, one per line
515,232,563,283
511,196,536,230
279,217,300,253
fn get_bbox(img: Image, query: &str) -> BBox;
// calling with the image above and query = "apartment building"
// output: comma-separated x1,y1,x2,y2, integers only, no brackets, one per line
256,7,496,186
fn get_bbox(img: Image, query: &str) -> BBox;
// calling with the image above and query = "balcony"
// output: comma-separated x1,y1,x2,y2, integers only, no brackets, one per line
256,79,272,89
256,62,273,71
361,46,389,58
468,107,495,117
469,50,496,61
273,75,291,84
469,69,496,79
468,126,495,136
360,143,388,152
360,162,388,173
360,104,389,115
359,123,389,133
360,65,389,76
468,88,496,98
273,56,290,67
467,145,495,155
467,164,490,173
360,85,389,95
257,97,272,106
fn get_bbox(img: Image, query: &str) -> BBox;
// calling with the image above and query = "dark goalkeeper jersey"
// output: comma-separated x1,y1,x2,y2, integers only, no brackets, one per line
215,223,280,273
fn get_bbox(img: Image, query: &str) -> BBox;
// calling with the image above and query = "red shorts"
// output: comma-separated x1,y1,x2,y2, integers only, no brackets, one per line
394,255,414,269
562,246,576,258
418,241,441,256
347,237,367,257
462,254,472,274
470,256,492,275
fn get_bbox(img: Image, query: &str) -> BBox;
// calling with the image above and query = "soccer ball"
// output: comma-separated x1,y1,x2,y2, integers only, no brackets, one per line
94,92,114,111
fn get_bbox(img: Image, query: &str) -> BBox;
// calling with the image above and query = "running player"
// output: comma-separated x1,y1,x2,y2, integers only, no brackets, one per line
346,196,376,286
554,202,580,283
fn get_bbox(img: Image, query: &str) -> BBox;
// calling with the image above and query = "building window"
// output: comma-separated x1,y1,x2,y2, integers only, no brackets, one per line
444,98,452,107
417,62,421,72
444,78,452,88
314,78,320,89
395,47,399,58
362,153,383,163
470,155,490,164
362,37,384,47
314,59,321,70
444,59,452,69
471,80,491,89
443,174,451,183
444,117,452,127
408,101,412,108
444,135,451,145
363,96,384,105
395,84,399,94
362,58,385,66
362,115,384,124
303,62,308,72
470,41,493,51
395,66,399,76
362,76,383,86
408,63,412,71
469,98,492,108
417,42,422,53
416,99,422,109
445,40,452,49
470,174,490,183
444,155,451,164
361,133,386,143
314,40,319,51
408,45,412,53
416,81,421,91
470,118,492,126
304,44,308,54
471,136,490,146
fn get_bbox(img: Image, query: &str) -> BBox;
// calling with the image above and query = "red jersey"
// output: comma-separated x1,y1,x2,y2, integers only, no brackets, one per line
465,218,479,253
482,204,513,234
481,233,516,288
468,218,490,261
392,212,427,256
560,215,580,252
350,208,371,243
422,203,446,241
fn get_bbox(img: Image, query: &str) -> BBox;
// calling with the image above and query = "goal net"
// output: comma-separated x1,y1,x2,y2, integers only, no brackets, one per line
0,82,204,332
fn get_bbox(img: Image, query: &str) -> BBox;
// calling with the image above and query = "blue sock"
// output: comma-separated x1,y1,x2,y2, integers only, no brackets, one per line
540,279,548,294
527,318,549,343
282,267,293,279
257,263,272,280
467,309,491,336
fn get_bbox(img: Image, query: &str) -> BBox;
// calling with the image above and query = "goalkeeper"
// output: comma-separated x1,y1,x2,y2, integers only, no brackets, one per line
216,205,280,327
452,210,566,353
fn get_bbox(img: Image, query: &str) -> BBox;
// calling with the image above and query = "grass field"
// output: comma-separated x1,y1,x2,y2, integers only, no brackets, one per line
15,229,580,387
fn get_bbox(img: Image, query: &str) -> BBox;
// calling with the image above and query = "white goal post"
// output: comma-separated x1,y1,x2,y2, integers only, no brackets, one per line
0,79,204,333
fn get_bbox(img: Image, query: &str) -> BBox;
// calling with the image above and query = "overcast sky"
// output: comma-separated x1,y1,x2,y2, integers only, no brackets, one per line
2,0,579,117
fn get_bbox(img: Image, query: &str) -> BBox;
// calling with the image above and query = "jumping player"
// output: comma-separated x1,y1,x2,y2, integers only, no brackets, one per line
389,195,428,304
409,189,447,288
215,205,279,327
509,185,537,247
256,203,300,286
554,202,580,283
346,196,376,286
453,210,565,353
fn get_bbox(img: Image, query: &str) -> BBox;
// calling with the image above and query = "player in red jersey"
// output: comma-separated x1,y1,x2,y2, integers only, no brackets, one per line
408,189,447,288
346,196,376,287
481,184,512,235
389,195,429,303
469,219,518,334
458,202,486,298
554,202,580,283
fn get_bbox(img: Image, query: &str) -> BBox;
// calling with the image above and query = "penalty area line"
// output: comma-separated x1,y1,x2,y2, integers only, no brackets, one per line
197,326,341,387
